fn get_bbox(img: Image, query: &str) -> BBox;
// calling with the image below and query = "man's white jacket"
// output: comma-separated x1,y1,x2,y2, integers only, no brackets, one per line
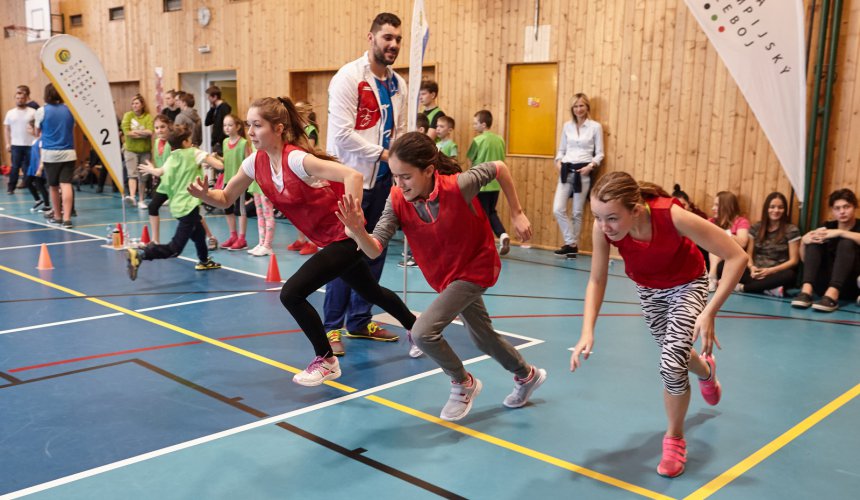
326,52,407,189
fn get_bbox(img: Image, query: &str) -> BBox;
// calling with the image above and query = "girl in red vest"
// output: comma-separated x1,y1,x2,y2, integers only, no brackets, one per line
336,132,547,422
188,97,416,386
569,171,747,478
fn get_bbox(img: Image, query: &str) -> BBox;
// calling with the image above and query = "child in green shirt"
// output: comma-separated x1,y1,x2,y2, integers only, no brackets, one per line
126,125,224,280
435,115,458,158
419,80,446,141
467,110,510,255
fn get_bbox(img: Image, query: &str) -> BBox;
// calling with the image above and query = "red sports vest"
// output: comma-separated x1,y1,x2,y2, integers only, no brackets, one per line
254,144,347,247
391,172,501,292
609,197,706,289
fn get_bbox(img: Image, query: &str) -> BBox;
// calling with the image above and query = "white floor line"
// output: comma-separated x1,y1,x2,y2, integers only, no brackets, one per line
0,292,260,336
0,238,103,252
0,338,544,500
0,213,108,241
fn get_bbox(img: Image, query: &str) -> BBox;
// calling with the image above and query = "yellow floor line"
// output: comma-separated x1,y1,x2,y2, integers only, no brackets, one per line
0,264,355,393
366,395,675,500
0,262,670,499
683,382,860,500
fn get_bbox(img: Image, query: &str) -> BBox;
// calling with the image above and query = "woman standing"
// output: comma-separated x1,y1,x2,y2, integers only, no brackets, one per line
552,93,604,258
121,94,154,209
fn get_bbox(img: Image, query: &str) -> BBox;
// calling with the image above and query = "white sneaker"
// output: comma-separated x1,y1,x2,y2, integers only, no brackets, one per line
503,367,547,408
292,356,341,386
440,374,482,421
708,276,718,292
252,245,273,256
137,201,148,209
407,331,423,358
246,244,261,255
499,233,511,256
124,195,136,206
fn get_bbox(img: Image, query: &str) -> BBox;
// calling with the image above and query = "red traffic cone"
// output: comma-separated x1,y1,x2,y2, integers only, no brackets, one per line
36,243,54,270
265,253,282,282
116,223,124,246
140,225,151,245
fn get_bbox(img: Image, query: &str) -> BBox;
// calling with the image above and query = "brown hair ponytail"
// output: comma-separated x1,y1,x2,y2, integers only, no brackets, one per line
389,132,462,175
592,171,669,210
249,96,336,161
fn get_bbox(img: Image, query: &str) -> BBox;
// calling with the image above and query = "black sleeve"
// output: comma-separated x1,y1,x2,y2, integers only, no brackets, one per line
204,107,216,126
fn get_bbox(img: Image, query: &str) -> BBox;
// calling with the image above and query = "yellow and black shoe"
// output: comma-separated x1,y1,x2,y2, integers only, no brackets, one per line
126,248,142,281
195,258,222,271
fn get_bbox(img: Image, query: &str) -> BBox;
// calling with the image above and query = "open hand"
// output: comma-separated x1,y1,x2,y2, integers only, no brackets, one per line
187,175,210,200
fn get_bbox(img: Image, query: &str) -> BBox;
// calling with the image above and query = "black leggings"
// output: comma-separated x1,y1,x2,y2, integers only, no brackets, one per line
739,268,797,293
142,208,207,262
148,191,169,216
802,238,860,298
477,191,506,237
26,176,50,205
280,238,416,358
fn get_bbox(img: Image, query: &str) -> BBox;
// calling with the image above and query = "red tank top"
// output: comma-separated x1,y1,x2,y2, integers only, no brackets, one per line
609,197,706,289
391,172,501,292
254,144,347,247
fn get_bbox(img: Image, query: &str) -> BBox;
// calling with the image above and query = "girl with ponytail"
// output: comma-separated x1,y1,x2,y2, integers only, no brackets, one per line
188,96,416,386
569,171,747,478
336,132,547,422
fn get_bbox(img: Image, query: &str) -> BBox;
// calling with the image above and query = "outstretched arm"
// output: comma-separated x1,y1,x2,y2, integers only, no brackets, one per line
570,221,609,372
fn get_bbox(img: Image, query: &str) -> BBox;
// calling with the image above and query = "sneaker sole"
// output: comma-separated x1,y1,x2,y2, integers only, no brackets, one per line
790,301,812,309
440,379,483,422
657,464,686,478
126,253,139,281
503,368,547,408
343,333,399,342
292,368,342,387
811,304,838,312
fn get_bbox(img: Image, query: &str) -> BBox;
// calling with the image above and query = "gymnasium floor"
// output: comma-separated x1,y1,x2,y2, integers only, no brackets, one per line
1,181,858,500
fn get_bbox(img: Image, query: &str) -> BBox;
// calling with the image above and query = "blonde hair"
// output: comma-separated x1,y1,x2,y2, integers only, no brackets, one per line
570,93,591,124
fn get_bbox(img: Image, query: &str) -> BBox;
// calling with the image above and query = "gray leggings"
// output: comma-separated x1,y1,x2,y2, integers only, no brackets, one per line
412,280,530,383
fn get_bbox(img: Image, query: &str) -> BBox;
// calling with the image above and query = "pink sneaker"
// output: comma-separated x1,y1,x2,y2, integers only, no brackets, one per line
657,435,687,478
222,234,238,249
698,354,722,406
228,236,248,251
287,239,304,251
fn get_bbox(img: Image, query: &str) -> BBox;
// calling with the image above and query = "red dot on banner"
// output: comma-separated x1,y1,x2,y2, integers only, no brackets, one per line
718,26,725,32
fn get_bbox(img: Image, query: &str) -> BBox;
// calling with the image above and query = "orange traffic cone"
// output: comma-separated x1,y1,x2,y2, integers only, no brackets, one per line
265,253,282,282
116,223,124,246
140,225,151,245
36,243,54,270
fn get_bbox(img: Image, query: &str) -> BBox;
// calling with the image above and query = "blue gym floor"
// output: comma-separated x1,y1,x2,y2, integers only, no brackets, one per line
1,181,858,500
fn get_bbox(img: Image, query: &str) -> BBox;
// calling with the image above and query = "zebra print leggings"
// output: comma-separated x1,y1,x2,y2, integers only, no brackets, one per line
636,274,709,395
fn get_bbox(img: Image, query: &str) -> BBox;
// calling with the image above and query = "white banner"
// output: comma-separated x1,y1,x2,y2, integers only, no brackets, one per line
407,0,430,132
684,1,806,201
40,35,124,194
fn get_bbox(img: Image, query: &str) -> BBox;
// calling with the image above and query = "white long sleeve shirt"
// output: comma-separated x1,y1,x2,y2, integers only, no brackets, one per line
326,52,407,189
555,119,604,165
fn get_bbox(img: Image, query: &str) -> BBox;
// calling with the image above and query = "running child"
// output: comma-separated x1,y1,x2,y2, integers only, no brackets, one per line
126,125,223,278
188,96,417,383
336,132,547,422
569,171,747,478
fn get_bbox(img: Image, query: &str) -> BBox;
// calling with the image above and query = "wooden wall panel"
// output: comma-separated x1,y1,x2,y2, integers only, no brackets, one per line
2,0,858,250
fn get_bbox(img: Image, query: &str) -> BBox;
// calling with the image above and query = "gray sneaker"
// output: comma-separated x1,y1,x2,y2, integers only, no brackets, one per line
503,367,547,408
440,375,482,421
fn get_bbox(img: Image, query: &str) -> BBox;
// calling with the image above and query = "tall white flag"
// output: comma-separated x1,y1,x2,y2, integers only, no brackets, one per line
684,1,806,201
408,0,430,132
40,35,124,194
